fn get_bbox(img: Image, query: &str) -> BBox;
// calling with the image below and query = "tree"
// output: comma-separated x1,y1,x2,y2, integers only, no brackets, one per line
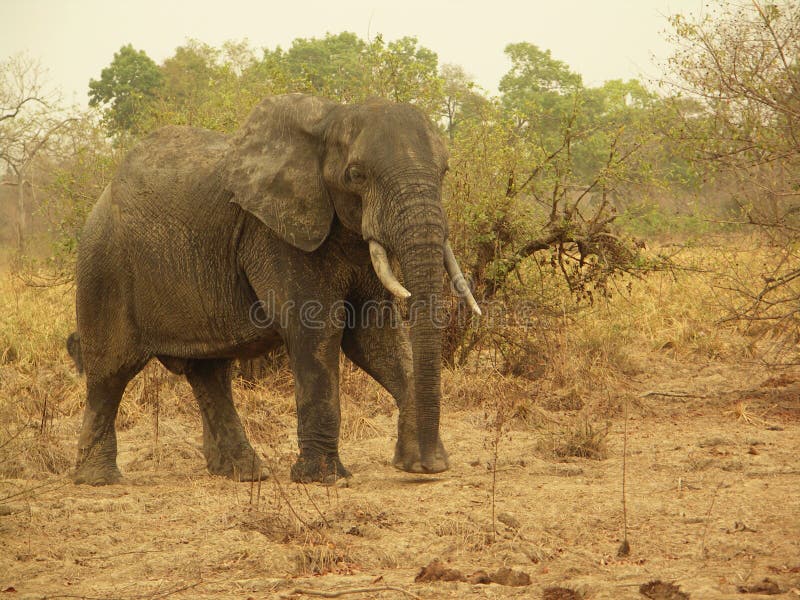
259,32,444,112
499,42,583,135
0,53,71,249
442,72,655,366
160,42,220,112
88,44,163,136
439,64,489,141
666,0,800,331
155,40,241,131
276,32,367,101
42,116,116,269
365,35,443,116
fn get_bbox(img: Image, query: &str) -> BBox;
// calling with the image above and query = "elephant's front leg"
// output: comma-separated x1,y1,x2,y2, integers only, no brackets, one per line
341,305,449,473
287,325,350,483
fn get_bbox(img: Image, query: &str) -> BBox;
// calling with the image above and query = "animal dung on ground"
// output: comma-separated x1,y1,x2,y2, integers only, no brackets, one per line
489,567,532,587
736,578,782,595
543,587,584,600
414,559,531,586
639,580,690,599
414,560,465,583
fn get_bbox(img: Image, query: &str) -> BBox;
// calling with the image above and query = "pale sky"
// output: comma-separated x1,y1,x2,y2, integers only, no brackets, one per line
1,0,707,106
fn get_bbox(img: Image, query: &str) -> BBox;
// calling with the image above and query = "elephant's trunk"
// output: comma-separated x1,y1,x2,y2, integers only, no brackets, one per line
368,182,447,473
399,239,447,472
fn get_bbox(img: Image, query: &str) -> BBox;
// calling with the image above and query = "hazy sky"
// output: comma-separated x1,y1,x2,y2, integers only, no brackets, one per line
1,0,707,106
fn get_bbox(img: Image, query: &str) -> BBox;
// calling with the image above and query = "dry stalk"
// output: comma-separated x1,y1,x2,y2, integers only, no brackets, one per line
256,464,263,506
249,451,257,505
47,579,204,600
263,457,315,532
485,372,510,542
279,585,422,599
617,396,631,557
299,481,331,529
699,481,725,559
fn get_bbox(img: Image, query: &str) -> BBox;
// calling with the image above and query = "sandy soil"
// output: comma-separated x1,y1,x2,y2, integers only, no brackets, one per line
1,359,799,599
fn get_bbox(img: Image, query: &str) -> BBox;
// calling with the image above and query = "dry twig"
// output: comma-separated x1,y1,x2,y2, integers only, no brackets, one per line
279,585,422,599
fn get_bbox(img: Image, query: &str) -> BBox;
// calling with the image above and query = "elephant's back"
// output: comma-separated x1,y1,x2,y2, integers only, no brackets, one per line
76,126,254,354
115,126,230,204
83,125,236,265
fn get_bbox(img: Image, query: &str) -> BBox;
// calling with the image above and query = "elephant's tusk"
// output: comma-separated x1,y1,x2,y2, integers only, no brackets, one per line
444,241,482,316
369,240,411,300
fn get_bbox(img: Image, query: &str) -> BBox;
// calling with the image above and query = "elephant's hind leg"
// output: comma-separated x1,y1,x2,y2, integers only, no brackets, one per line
74,369,140,485
185,359,266,481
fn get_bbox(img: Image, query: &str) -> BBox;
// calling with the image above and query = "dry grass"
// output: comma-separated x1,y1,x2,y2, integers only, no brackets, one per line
0,241,774,483
2,239,800,598
537,415,610,460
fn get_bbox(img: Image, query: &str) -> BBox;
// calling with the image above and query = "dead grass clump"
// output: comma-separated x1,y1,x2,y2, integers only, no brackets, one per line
539,415,610,460
294,536,356,575
238,507,302,543
341,414,386,441
443,368,549,423
433,516,491,552
19,434,71,476
724,400,774,427
639,580,690,599
484,246,756,397
542,387,585,412
1,342,18,364
236,349,290,386
349,546,399,569
338,362,395,441
234,380,294,446
0,430,71,479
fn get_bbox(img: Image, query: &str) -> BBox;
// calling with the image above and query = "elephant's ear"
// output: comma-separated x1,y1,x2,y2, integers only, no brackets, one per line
224,94,336,252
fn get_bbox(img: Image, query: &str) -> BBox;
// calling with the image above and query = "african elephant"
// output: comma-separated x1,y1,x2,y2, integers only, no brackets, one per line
68,93,480,486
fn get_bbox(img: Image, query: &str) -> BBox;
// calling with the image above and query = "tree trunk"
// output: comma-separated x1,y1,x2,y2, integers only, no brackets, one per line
15,173,26,250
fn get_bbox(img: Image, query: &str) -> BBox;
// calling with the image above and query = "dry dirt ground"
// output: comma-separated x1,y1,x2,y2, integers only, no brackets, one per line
1,359,799,600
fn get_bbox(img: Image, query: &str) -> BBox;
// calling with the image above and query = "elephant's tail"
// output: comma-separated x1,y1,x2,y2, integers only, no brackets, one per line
66,332,84,374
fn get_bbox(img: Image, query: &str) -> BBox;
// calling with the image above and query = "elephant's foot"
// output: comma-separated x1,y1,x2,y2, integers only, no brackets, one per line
205,443,268,481
393,435,449,474
72,458,122,486
290,451,351,484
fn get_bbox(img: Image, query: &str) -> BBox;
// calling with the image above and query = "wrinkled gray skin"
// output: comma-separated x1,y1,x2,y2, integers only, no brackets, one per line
70,94,455,485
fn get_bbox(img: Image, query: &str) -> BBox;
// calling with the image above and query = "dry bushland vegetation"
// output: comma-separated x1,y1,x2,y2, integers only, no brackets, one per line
2,238,798,598
2,1,800,598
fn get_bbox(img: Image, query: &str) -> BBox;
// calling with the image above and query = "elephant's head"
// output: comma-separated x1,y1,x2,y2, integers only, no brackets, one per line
224,93,479,473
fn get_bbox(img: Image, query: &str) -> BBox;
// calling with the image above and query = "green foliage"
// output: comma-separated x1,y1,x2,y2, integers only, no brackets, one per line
88,44,163,135
148,39,264,132
40,118,119,268
364,35,443,115
272,32,367,100
500,42,582,103
441,84,655,365
88,34,447,138
616,203,714,238
439,63,489,140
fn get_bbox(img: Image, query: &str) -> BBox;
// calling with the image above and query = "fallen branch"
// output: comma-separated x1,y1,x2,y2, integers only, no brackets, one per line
641,390,709,399
279,585,422,599
48,579,204,600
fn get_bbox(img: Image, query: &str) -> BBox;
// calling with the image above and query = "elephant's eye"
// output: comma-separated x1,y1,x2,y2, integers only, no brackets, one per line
346,164,366,185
